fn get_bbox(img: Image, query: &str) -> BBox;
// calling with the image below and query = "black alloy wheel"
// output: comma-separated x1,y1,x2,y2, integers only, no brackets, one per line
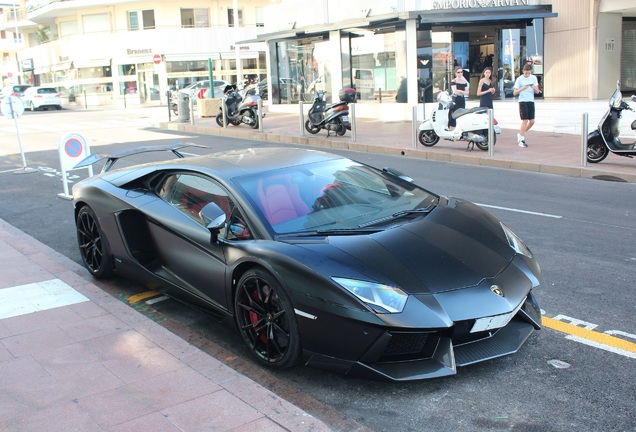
418,129,440,146
76,206,113,278
235,269,301,368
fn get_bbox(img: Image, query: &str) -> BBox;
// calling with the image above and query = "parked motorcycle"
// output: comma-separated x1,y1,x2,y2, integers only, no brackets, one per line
587,81,636,163
305,88,355,136
418,91,498,151
215,85,264,129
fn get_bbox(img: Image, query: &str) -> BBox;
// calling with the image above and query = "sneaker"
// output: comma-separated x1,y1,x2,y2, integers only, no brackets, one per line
518,139,527,148
516,133,523,143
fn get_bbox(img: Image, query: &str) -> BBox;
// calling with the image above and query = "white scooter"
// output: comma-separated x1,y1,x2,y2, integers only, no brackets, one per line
418,91,498,151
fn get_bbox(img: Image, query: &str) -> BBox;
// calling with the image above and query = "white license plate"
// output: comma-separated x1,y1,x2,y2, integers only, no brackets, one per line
470,298,525,333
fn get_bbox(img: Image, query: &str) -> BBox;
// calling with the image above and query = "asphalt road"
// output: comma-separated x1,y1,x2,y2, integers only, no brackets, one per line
1,107,635,432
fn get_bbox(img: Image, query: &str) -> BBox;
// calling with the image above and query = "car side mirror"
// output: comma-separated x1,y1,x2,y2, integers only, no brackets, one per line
199,202,227,242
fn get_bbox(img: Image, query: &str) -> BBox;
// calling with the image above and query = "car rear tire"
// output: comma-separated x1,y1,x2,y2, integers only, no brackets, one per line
234,269,302,369
76,206,113,278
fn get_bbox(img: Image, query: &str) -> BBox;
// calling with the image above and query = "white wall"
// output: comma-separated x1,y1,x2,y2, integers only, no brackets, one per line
597,13,622,98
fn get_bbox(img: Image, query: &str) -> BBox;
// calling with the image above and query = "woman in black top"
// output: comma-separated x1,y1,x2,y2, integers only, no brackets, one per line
450,68,469,128
477,67,496,109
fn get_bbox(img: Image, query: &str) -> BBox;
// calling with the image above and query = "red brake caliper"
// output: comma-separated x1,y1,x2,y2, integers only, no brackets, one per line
249,288,267,343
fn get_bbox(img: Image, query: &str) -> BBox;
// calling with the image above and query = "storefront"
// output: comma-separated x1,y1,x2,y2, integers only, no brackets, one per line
255,3,556,117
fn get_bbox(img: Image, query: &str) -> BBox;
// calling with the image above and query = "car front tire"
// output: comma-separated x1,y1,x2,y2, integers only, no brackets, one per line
234,268,302,369
76,206,113,278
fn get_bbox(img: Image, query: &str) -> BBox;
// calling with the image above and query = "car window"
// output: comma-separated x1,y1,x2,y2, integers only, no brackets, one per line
156,173,254,240
38,88,57,94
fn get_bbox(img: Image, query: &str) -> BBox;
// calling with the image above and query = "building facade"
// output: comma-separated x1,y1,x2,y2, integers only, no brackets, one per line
250,0,636,119
2,0,635,118
1,0,270,106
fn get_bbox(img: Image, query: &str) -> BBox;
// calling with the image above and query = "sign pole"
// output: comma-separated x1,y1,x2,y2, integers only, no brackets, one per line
2,96,36,174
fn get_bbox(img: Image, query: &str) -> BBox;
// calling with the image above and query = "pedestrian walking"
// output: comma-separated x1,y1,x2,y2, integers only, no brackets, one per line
477,67,495,110
513,63,540,147
450,67,469,129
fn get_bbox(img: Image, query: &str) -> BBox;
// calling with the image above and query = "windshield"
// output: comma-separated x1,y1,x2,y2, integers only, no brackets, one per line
610,87,622,109
234,159,438,235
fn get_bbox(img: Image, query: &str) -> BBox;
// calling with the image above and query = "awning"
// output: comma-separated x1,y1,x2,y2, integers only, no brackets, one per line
415,5,557,26
73,59,110,69
51,62,72,72
239,5,556,43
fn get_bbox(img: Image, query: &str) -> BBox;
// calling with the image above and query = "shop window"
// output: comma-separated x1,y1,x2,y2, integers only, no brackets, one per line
119,64,136,76
181,8,209,28
348,27,407,103
273,37,331,105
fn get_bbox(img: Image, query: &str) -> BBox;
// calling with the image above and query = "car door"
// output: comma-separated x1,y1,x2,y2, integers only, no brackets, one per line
143,172,235,311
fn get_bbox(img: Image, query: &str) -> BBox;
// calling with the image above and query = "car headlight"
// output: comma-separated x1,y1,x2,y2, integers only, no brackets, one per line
332,277,408,313
501,223,532,258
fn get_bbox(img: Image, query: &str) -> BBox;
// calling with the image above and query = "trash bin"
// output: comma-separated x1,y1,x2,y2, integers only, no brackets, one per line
178,93,190,122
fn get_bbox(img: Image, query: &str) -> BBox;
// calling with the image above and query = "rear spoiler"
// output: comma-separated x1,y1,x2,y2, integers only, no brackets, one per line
73,142,208,173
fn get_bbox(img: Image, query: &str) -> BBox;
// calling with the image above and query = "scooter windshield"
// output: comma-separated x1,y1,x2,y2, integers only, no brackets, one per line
610,88,623,109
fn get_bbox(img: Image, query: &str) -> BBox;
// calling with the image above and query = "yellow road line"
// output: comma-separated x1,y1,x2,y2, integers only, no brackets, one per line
542,316,636,353
128,290,161,304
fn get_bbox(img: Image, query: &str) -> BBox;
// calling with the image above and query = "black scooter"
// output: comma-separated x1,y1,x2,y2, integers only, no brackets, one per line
304,89,354,137
216,85,264,129
587,81,636,163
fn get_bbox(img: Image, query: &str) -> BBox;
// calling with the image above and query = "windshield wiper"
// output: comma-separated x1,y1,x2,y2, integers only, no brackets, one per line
391,206,435,218
276,227,382,238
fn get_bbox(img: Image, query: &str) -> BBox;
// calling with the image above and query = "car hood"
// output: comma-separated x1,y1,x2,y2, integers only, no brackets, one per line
289,198,515,295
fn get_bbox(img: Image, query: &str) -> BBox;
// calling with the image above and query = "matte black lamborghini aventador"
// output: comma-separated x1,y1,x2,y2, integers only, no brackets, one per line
72,144,542,381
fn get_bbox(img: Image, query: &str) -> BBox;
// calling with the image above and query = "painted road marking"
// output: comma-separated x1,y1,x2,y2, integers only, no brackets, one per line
542,316,636,359
127,290,161,304
0,279,89,319
476,203,563,219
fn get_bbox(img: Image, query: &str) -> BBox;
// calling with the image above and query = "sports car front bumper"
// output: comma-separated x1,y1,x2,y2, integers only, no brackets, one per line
303,292,541,381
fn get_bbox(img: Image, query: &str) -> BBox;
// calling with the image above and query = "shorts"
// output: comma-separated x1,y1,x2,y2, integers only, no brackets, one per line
519,102,535,120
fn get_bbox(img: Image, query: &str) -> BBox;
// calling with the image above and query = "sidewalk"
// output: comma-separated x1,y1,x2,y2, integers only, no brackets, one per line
159,107,636,184
0,218,333,432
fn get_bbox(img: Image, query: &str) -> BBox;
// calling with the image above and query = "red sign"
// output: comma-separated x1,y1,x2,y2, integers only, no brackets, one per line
153,54,161,65
197,88,207,99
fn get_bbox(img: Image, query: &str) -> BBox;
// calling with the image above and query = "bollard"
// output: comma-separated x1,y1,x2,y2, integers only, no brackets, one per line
190,97,195,125
222,99,227,127
84,90,88,110
350,103,356,142
166,91,172,121
299,101,305,137
412,105,418,149
581,112,588,167
488,109,494,157
258,99,264,132
178,93,190,123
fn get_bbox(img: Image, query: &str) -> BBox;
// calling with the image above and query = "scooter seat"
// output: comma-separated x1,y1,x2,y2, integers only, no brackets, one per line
452,106,488,119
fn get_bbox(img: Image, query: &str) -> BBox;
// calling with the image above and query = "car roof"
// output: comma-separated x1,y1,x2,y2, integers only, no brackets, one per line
102,147,344,185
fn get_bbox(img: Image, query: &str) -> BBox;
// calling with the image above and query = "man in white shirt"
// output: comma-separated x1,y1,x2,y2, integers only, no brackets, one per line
513,64,540,147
